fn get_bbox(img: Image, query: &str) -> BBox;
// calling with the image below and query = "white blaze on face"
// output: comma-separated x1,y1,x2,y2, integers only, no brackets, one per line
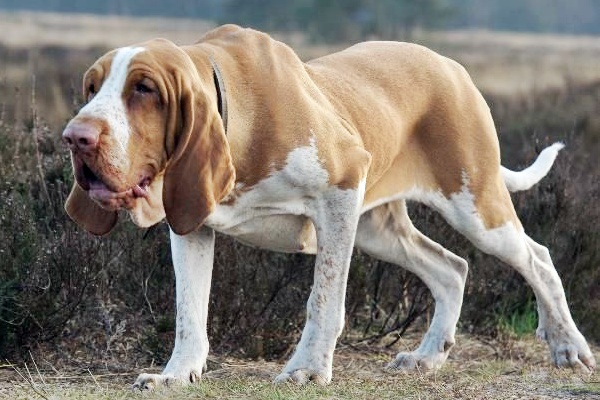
78,47,145,153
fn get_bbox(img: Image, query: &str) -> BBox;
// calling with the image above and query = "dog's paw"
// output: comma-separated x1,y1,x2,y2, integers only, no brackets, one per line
132,370,201,391
550,336,596,373
385,351,447,373
538,326,595,373
132,373,173,391
273,369,329,386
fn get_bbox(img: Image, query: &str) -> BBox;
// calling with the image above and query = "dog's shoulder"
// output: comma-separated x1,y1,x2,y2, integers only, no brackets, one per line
195,24,246,42
194,24,300,65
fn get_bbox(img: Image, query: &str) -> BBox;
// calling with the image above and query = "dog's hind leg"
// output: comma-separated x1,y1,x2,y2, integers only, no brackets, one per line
427,173,596,372
355,200,468,371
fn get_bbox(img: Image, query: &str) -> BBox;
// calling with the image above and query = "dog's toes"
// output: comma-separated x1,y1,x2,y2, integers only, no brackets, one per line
385,351,446,373
385,352,418,372
273,369,328,386
273,372,293,384
132,373,161,391
582,355,597,373
553,346,596,374
132,370,201,391
548,330,596,374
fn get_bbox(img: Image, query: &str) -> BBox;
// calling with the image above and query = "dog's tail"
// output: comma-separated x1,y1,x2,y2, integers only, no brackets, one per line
501,142,565,192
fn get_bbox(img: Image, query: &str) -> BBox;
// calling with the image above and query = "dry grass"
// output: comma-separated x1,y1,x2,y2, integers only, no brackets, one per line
2,335,599,399
2,10,599,128
423,30,600,96
2,10,600,98
0,11,215,49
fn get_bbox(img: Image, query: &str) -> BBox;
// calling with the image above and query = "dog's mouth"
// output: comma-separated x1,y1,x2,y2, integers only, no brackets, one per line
74,157,152,210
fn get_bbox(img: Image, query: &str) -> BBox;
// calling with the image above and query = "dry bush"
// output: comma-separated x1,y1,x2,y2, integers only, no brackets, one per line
0,43,103,129
0,45,598,370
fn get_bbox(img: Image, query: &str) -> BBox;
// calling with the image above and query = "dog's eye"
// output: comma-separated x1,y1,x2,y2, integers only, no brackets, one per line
135,82,153,94
129,79,161,107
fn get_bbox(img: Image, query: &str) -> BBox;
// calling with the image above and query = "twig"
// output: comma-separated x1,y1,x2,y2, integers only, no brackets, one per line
30,73,51,206
87,368,102,389
42,372,136,380
29,351,47,387
142,274,156,323
11,361,50,400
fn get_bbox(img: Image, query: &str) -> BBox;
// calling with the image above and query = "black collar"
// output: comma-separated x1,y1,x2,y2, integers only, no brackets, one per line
209,56,228,134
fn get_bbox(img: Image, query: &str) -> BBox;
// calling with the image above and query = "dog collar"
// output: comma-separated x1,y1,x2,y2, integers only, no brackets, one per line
210,56,228,134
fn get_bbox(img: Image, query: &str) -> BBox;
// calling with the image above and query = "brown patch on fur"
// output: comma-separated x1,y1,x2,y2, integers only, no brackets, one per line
184,25,371,192
155,39,236,235
66,25,522,234
305,41,520,229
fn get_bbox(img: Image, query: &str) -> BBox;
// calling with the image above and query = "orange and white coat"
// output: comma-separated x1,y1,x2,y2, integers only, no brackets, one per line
62,25,595,389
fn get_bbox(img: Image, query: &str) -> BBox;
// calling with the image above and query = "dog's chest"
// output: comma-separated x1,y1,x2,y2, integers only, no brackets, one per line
205,183,317,254
207,208,317,254
205,143,328,254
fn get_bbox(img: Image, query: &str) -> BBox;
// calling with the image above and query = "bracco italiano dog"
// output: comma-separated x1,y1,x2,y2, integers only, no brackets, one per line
62,25,595,388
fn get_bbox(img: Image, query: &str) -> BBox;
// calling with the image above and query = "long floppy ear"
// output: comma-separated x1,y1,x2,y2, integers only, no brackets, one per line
163,79,235,235
65,184,118,236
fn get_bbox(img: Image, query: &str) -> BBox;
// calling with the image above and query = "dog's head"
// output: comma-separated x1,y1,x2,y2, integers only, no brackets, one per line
63,39,235,235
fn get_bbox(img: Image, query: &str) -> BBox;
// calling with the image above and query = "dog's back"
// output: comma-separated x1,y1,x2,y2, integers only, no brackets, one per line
306,41,501,208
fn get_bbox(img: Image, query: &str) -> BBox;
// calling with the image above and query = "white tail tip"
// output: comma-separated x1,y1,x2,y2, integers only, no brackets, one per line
502,142,564,192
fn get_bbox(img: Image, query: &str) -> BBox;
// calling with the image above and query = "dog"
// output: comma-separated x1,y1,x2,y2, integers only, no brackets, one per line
62,25,595,389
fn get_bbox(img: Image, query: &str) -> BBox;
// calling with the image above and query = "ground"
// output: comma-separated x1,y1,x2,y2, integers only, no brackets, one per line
2,334,598,399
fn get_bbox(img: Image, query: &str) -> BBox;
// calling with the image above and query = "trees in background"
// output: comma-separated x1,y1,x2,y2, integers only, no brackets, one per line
1,0,599,43
222,0,600,42
222,0,453,42
0,0,222,19
449,0,600,35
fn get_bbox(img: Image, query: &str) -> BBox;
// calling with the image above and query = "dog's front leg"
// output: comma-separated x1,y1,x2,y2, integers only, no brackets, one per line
133,226,215,390
274,182,365,385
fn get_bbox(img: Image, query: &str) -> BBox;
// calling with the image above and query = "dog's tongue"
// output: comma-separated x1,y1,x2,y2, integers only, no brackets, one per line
88,179,112,196
87,181,127,208
132,184,149,198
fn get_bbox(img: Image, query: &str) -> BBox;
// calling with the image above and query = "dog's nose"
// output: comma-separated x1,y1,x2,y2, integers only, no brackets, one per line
62,122,100,153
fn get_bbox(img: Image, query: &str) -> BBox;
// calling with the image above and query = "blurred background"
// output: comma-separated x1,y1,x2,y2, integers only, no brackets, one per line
0,0,598,371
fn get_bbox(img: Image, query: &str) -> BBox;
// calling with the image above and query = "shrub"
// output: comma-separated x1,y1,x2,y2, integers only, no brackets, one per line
0,62,598,368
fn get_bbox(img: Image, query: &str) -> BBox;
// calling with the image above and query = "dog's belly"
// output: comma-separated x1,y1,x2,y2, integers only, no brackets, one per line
207,213,317,254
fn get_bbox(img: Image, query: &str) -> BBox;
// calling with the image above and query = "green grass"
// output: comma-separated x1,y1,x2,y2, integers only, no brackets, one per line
496,300,539,338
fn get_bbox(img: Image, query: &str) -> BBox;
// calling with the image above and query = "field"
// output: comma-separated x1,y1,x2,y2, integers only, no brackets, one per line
1,10,599,399
3,11,600,127
3,335,599,399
